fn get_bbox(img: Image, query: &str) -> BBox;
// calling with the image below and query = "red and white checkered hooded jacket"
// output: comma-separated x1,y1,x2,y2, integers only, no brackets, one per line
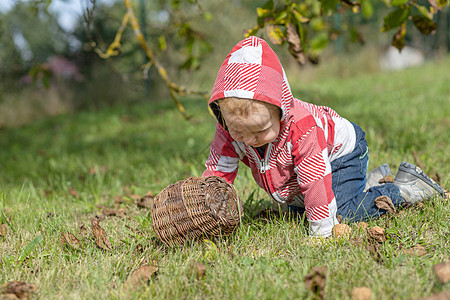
203,36,356,237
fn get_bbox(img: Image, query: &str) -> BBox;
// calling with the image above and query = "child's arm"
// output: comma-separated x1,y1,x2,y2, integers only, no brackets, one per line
291,124,339,238
203,124,240,183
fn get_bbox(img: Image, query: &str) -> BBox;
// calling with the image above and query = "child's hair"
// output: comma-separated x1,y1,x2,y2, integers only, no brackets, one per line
217,97,281,119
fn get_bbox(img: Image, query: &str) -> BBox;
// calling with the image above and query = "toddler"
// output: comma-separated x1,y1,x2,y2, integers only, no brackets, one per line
203,36,445,237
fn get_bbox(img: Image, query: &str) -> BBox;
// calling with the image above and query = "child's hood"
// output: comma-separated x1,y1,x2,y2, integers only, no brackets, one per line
209,36,294,127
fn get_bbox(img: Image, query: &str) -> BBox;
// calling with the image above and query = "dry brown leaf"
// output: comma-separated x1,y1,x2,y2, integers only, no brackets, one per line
0,223,7,237
365,244,383,262
60,232,82,249
128,194,141,201
135,195,154,209
378,175,394,183
0,281,37,300
91,216,112,251
68,186,79,198
102,207,126,218
114,196,125,204
190,261,207,279
350,237,364,247
367,226,386,243
304,266,327,299
403,244,427,257
352,287,373,300
286,23,306,64
78,224,90,237
433,261,450,284
374,196,396,214
332,224,352,238
124,265,158,291
357,222,369,231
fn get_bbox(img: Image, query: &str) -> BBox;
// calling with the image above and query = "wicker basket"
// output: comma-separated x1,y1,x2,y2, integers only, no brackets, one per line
151,176,243,247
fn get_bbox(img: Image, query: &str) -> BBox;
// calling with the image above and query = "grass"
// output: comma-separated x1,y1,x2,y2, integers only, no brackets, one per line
0,56,449,299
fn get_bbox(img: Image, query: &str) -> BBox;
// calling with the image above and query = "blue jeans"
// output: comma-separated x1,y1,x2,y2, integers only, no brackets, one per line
331,123,403,222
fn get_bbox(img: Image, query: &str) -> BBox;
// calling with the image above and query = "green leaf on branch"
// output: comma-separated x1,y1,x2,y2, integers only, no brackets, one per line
262,0,274,10
361,0,374,18
414,4,433,19
292,10,310,23
382,7,410,32
244,25,260,37
392,22,407,51
257,7,272,17
275,11,288,23
310,32,329,53
266,24,285,45
392,0,409,6
159,35,167,51
436,0,448,8
321,0,340,15
411,15,437,34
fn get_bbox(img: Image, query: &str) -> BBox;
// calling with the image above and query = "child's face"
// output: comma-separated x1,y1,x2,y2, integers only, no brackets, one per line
221,101,280,148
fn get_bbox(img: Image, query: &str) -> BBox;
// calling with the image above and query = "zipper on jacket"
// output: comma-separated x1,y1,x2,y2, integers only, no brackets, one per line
251,144,272,193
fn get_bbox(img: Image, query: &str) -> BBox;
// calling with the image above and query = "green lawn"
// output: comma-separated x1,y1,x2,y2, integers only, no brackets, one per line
0,56,449,299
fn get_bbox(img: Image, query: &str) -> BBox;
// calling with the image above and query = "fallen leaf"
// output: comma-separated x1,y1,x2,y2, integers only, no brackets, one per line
357,222,369,230
378,175,394,183
91,216,112,251
78,224,90,237
433,261,450,284
123,265,158,291
365,244,383,262
128,194,141,201
403,244,427,257
102,207,126,218
60,232,82,249
352,287,373,300
374,196,396,214
0,281,37,299
135,195,154,209
190,261,207,279
0,224,7,237
114,196,125,204
350,237,364,247
304,266,327,299
68,186,79,198
332,224,352,238
367,226,386,243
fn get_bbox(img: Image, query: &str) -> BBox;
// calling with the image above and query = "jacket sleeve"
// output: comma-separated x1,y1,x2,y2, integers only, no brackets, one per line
202,124,240,184
291,124,339,237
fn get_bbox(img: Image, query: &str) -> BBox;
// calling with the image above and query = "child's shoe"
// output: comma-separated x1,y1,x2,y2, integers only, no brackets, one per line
393,161,445,204
364,163,394,191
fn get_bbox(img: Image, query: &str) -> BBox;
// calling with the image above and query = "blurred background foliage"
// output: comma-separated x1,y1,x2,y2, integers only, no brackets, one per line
0,0,448,127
